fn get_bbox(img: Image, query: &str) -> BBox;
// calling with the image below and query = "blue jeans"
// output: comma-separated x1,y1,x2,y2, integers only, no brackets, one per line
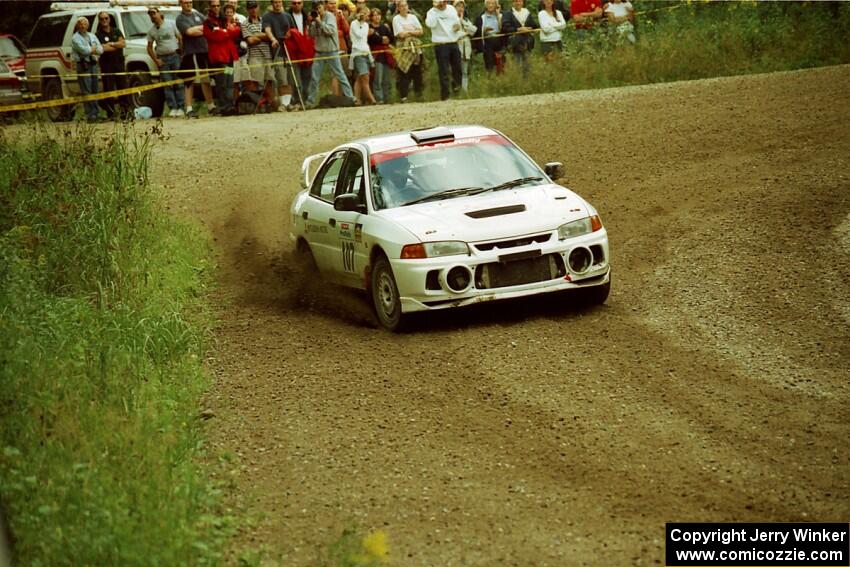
434,43,462,100
307,51,353,106
158,53,185,110
372,61,392,103
76,62,99,120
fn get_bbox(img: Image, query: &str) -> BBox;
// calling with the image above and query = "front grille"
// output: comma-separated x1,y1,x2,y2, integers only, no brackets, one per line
473,233,551,252
475,253,566,289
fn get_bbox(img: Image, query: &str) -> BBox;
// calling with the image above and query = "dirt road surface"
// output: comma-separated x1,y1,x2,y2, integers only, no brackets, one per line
152,65,850,565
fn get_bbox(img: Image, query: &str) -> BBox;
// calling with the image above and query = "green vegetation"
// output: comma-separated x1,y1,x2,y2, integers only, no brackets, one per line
322,528,390,567
426,1,850,100
0,125,228,565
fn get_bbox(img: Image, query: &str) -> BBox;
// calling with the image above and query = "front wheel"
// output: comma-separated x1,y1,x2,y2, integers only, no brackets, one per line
370,256,408,332
43,78,73,122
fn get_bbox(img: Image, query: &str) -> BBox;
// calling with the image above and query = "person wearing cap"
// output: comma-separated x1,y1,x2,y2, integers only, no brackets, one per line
71,16,103,122
240,1,274,98
147,7,185,117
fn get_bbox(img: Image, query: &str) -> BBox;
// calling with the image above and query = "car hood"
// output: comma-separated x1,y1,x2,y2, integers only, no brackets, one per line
376,184,592,243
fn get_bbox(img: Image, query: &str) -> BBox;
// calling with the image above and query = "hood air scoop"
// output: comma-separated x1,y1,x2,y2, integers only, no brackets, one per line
465,204,527,219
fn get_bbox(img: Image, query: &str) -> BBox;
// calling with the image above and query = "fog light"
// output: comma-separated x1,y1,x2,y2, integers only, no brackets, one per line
442,265,473,293
568,247,592,274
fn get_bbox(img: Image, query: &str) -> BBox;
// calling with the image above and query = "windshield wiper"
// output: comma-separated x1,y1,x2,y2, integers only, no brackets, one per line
478,176,544,194
401,186,484,206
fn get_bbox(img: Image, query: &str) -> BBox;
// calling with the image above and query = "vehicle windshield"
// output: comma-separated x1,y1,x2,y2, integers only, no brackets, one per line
370,135,545,210
0,37,22,60
122,11,178,38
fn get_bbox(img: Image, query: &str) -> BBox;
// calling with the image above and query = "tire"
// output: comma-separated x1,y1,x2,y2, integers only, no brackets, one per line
295,238,318,273
582,278,611,306
43,78,73,122
127,69,165,118
370,255,408,332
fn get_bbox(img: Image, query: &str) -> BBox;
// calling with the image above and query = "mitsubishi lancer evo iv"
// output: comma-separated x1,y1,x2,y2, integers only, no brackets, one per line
291,125,611,331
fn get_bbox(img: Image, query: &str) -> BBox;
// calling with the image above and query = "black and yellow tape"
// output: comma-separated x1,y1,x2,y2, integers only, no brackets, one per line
3,1,687,115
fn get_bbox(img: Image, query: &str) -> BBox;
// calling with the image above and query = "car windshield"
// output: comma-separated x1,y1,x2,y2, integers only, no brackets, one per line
370,134,544,210
0,37,22,60
122,11,178,38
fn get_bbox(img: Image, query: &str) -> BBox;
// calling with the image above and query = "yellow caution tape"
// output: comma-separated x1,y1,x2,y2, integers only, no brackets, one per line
7,2,691,114
0,69,221,113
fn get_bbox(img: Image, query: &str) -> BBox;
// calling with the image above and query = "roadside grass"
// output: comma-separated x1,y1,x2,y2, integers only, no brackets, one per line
0,124,230,565
425,1,850,101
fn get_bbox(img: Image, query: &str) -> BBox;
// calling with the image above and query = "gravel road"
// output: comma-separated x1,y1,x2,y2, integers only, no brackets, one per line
152,65,850,566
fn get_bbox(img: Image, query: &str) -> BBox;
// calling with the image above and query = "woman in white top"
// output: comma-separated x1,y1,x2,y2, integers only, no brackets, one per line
538,0,567,58
349,7,377,104
392,0,424,102
604,0,636,44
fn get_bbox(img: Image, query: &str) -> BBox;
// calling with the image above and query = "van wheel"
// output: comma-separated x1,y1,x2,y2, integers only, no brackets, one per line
128,70,165,118
43,78,73,122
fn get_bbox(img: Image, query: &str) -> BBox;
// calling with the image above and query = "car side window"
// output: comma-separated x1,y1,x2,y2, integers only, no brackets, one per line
311,151,347,202
29,15,72,48
336,150,366,203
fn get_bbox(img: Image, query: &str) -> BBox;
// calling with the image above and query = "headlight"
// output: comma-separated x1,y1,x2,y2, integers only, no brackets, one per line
558,215,603,240
400,241,470,259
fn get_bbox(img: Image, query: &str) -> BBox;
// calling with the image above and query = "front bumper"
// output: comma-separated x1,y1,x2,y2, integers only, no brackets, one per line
393,229,610,313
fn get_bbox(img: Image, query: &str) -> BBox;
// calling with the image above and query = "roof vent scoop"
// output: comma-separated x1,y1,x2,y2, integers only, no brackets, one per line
465,204,527,219
410,127,455,145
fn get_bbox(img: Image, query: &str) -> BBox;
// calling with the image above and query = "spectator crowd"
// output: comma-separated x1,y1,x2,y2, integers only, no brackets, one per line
75,0,636,119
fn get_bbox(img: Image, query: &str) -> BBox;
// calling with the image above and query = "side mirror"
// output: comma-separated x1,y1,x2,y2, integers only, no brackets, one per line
544,162,565,180
334,193,366,213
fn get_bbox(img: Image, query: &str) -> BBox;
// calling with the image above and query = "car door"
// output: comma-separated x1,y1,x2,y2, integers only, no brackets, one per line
329,148,370,286
300,149,347,273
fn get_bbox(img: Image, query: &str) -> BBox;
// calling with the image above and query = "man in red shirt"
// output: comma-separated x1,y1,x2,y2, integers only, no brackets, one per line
570,0,603,37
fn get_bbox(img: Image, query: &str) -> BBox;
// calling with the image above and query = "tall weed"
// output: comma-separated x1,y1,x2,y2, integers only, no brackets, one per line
454,1,850,100
0,125,228,566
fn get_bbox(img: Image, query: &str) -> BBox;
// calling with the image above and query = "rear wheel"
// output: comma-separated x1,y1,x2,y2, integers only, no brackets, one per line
43,78,73,122
127,69,165,118
370,256,408,332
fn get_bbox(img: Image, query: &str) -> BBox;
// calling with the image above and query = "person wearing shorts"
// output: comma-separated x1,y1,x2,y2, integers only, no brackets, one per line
348,6,375,105
176,0,214,117
263,0,296,110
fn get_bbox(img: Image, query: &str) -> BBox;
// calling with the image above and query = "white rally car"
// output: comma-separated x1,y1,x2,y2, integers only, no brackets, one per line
291,125,611,331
